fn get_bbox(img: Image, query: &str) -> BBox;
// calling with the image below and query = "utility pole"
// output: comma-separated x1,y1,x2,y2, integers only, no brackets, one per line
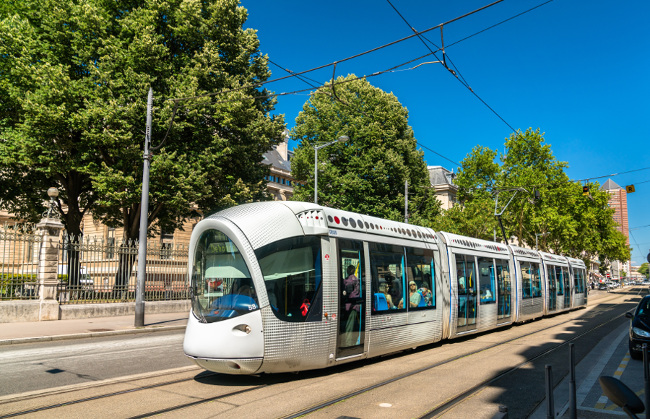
493,187,537,244
135,88,153,328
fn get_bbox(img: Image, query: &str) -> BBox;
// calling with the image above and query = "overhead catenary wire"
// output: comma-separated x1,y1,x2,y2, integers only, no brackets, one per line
574,167,650,182
385,0,547,144
167,0,506,103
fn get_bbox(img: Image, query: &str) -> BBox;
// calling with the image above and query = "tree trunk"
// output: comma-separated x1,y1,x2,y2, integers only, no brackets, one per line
113,242,138,299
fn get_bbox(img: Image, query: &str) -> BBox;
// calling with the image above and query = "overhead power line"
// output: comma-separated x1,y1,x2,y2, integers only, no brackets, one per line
168,0,506,103
574,167,650,182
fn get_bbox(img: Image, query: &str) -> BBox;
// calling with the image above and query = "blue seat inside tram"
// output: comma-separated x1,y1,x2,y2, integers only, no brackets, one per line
418,296,426,307
210,294,257,318
374,293,388,311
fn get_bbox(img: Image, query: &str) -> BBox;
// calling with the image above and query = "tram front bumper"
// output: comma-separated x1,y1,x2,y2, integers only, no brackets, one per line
183,310,264,374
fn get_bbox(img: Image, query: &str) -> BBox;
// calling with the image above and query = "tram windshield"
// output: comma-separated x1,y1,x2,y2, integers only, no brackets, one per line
191,229,259,323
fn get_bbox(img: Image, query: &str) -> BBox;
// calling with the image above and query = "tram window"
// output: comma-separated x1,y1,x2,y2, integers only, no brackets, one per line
256,236,323,322
190,229,259,324
405,247,435,309
478,257,495,304
531,263,541,297
495,259,511,318
555,266,564,295
370,242,405,313
520,262,530,299
575,269,586,294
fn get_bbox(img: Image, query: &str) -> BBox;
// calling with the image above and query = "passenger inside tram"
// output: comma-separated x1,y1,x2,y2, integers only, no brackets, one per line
378,280,396,309
387,272,402,306
418,283,433,306
481,288,492,301
398,281,421,308
458,270,467,294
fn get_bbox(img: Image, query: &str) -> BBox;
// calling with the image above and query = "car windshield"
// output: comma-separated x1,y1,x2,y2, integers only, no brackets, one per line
190,229,259,323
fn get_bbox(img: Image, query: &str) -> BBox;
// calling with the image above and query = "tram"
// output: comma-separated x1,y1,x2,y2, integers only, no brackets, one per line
183,201,588,374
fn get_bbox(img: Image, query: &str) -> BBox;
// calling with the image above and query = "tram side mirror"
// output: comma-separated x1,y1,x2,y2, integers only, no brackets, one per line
598,376,644,416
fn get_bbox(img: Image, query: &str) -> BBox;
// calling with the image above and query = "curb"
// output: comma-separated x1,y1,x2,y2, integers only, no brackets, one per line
0,324,186,346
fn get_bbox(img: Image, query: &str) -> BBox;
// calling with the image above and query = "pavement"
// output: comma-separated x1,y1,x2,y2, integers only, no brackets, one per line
0,288,646,418
0,311,189,345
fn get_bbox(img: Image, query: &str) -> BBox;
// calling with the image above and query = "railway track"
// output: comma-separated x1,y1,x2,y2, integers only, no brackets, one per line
0,289,640,418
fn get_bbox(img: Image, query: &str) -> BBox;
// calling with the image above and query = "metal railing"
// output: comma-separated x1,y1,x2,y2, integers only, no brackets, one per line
0,224,190,303
56,235,190,304
0,224,41,300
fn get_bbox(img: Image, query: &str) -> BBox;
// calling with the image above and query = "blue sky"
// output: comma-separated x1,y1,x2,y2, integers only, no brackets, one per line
241,0,650,267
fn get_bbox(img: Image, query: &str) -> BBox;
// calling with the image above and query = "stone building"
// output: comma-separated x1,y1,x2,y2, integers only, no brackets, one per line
427,166,457,210
600,178,631,278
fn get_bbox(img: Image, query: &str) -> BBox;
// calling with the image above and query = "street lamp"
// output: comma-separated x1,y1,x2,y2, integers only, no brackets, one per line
45,187,60,220
314,135,348,205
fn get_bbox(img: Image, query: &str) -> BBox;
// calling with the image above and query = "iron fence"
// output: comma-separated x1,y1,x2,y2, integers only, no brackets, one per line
56,235,190,304
0,224,190,303
0,224,41,300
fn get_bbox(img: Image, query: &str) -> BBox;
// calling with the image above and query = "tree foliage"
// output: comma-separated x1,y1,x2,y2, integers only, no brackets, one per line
0,0,285,240
289,75,441,224
640,263,649,277
437,128,630,265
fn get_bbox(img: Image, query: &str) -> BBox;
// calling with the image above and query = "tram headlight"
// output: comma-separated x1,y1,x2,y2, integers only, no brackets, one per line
632,327,650,338
232,324,252,335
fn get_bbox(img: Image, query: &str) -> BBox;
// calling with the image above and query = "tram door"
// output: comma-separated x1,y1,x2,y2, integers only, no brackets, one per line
562,267,571,307
337,239,366,359
555,266,565,308
547,266,557,311
456,254,477,331
496,259,511,321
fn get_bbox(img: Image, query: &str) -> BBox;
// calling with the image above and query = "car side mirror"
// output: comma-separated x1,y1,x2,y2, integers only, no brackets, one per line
626,312,634,319
599,376,644,416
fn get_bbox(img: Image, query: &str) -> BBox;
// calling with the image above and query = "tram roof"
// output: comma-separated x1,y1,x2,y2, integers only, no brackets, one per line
437,231,510,256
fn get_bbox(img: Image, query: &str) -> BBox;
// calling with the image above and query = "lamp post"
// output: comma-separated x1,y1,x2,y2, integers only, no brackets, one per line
314,135,348,205
135,87,153,328
45,187,60,220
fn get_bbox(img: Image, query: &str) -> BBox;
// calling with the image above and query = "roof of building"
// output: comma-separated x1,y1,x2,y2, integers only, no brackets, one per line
600,178,622,191
428,166,456,187
263,148,291,172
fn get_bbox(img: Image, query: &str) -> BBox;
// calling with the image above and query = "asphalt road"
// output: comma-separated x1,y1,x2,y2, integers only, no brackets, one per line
0,330,192,397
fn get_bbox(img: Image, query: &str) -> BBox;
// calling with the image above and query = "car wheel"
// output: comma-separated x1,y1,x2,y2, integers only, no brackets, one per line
630,341,642,360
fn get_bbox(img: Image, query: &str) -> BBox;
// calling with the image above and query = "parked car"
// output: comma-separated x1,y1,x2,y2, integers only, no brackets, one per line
57,265,93,287
626,295,650,360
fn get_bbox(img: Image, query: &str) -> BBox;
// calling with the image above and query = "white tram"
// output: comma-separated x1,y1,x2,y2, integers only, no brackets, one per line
183,201,588,374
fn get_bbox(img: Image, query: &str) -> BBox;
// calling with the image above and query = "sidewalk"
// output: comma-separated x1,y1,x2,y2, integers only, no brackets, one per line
0,311,189,345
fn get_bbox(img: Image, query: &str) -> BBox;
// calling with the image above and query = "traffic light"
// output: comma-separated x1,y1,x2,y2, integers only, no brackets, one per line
626,184,635,193
582,185,589,196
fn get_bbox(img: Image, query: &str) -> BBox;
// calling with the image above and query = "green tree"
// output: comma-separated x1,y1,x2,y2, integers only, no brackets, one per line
0,0,285,287
432,146,498,239
437,128,630,266
640,263,649,277
289,75,441,224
